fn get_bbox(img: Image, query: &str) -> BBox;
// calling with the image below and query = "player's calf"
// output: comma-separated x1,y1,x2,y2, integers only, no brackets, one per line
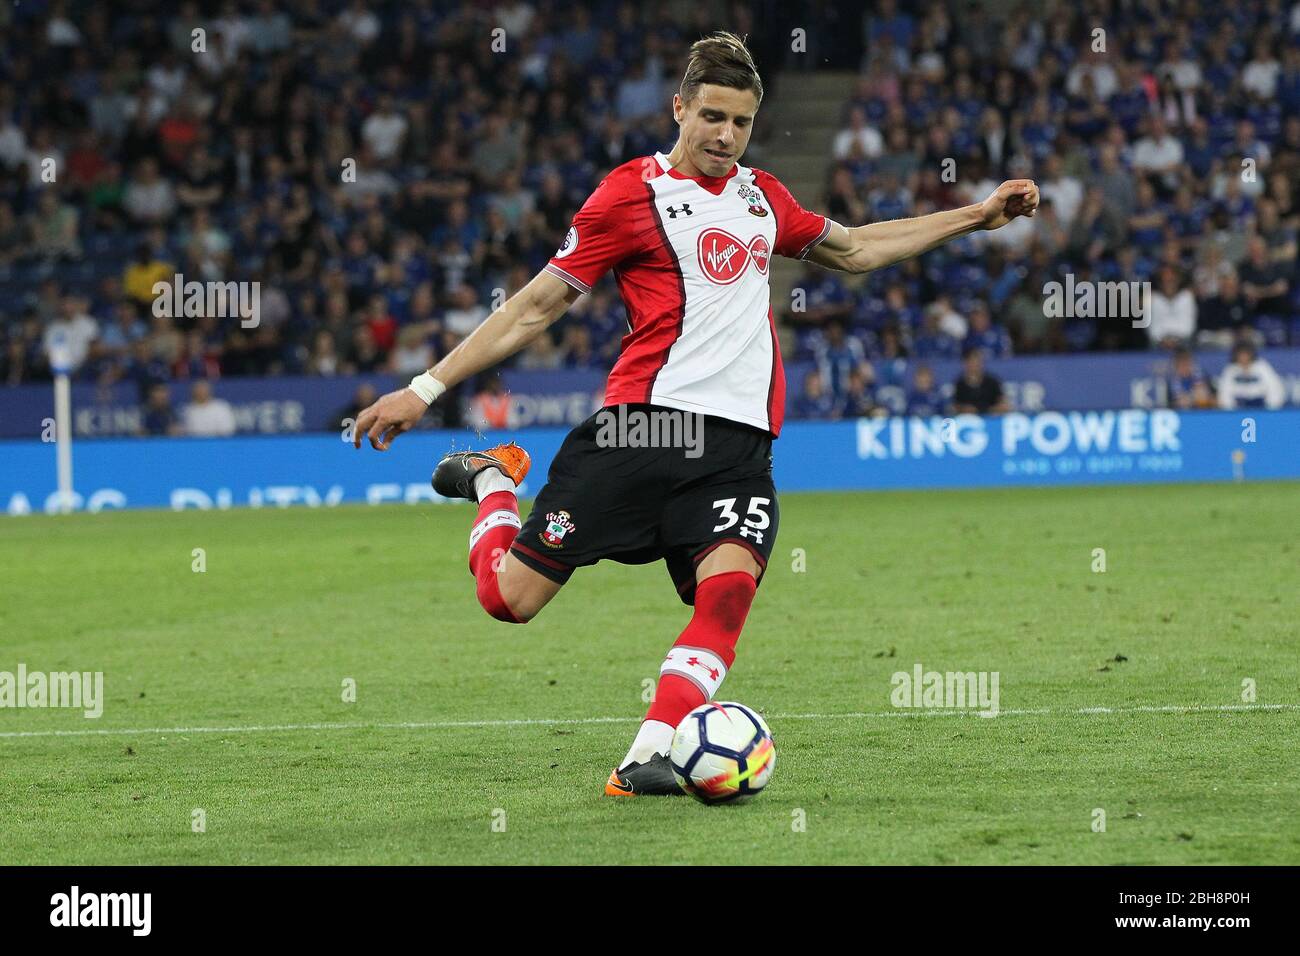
434,442,537,624
610,568,758,791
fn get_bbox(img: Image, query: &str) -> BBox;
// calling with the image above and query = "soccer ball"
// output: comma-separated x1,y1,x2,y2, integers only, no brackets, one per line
669,702,775,804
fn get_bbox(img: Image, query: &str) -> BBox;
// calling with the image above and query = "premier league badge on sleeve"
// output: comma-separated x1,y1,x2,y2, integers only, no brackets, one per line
555,226,578,258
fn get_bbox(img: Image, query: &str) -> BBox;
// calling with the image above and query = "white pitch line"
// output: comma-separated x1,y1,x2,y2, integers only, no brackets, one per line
0,702,1295,740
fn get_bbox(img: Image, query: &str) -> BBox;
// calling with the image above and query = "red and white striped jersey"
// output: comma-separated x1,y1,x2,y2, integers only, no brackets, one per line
544,151,830,436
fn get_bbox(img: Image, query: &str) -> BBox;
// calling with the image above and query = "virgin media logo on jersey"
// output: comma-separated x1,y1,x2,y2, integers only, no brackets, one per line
697,228,770,283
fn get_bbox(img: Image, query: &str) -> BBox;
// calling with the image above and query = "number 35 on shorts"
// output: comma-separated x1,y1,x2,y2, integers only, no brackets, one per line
711,496,772,545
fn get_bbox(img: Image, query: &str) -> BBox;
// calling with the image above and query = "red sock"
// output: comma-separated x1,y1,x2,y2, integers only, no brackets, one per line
645,571,757,726
469,490,523,623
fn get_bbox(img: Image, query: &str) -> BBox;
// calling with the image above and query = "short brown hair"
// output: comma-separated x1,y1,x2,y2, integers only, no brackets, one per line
679,32,763,106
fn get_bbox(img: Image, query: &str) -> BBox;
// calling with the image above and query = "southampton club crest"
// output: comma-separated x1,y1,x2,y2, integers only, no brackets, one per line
737,183,768,217
540,510,576,549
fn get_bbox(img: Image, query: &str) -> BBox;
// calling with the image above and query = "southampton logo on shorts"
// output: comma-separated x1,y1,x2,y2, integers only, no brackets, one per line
737,184,768,217
540,510,576,548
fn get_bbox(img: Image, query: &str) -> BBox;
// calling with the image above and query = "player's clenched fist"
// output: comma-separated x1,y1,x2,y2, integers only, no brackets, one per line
979,179,1040,231
352,387,429,451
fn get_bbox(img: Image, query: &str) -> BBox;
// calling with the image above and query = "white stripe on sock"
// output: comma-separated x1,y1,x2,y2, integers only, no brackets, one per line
661,645,728,700
469,510,521,550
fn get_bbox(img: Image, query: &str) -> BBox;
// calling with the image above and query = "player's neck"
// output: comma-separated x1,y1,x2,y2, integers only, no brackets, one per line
664,142,705,179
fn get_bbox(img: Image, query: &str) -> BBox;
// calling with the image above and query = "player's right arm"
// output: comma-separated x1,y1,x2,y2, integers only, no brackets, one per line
353,163,641,451
429,270,581,394
352,270,580,451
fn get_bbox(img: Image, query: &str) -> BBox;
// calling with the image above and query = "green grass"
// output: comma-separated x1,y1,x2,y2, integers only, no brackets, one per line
0,481,1297,865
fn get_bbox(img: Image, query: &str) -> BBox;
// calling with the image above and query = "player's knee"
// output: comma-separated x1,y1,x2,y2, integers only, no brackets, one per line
502,581,553,623
476,574,529,624
490,553,563,624
482,572,554,624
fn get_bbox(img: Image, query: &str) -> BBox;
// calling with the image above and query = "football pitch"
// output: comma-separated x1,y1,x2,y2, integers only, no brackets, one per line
1,481,1296,866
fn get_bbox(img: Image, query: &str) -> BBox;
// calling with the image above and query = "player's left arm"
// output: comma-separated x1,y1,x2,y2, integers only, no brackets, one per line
806,180,1040,275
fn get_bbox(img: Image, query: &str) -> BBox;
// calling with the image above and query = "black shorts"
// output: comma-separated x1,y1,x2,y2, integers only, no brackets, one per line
510,404,779,605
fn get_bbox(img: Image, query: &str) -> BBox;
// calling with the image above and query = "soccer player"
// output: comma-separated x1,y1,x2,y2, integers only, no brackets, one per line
353,32,1039,795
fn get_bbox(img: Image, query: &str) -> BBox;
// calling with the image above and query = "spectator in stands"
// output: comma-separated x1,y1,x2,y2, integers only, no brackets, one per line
1241,37,1281,100
789,263,853,338
361,95,409,167
182,380,237,437
912,306,959,361
140,383,181,437
307,330,342,377
794,369,836,420
123,239,175,307
125,338,171,398
814,319,866,402
1038,153,1083,230
1,335,43,386
389,325,435,377
27,190,81,262
835,364,881,419
122,158,176,225
362,295,398,354
1239,236,1291,317
0,200,24,267
1131,114,1185,194
1217,342,1286,409
1197,270,1254,349
833,105,884,161
1088,144,1136,223
517,329,563,371
471,372,512,430
1256,198,1297,268
335,383,378,433
560,324,598,369
347,326,383,374
951,347,1010,415
1164,348,1216,409
905,364,945,417
827,166,867,226
442,286,489,338
1147,266,1198,349
963,301,1013,359
1128,179,1169,249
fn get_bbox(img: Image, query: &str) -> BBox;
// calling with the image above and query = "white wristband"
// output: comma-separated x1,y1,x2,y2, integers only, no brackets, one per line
408,371,446,405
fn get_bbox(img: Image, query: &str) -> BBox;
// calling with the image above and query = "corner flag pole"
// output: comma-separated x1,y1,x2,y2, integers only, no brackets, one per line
48,337,74,514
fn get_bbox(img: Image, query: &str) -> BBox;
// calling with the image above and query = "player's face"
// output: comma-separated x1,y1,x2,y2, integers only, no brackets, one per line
674,84,758,177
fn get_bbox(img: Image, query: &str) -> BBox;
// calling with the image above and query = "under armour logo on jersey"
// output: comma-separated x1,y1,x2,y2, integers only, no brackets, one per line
666,203,692,218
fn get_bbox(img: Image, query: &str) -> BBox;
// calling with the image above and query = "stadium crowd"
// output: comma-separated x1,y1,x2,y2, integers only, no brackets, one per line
0,0,1296,431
